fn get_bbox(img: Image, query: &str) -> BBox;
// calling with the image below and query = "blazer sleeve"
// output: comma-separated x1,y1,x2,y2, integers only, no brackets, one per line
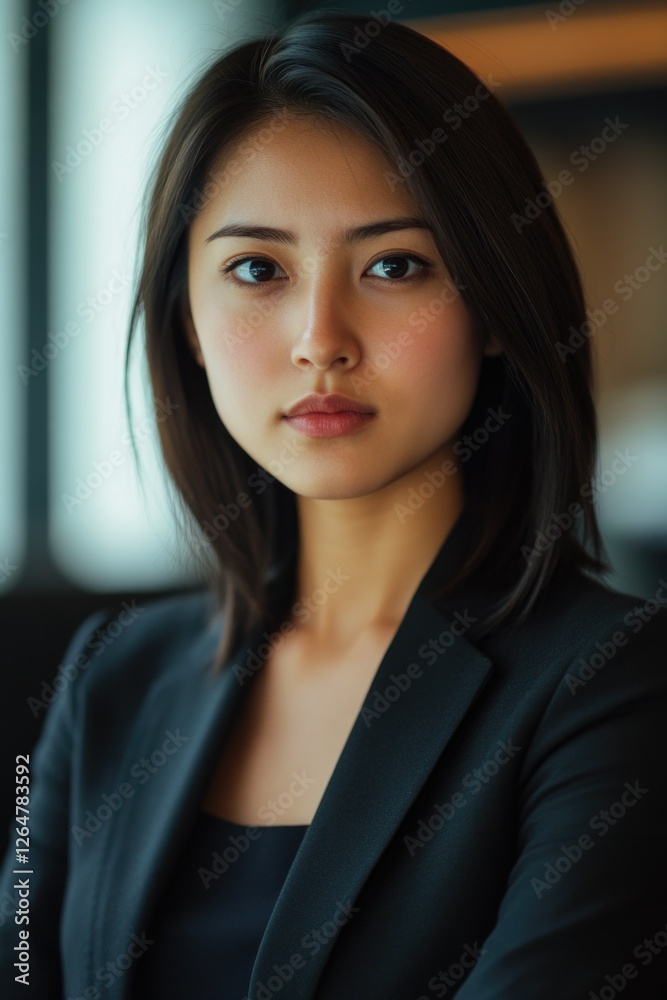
454,605,667,999
0,608,112,999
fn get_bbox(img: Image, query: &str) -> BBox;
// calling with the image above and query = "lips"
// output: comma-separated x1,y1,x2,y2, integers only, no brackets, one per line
283,393,375,417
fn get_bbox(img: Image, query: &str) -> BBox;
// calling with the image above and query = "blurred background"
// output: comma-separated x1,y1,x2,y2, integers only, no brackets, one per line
1,0,666,853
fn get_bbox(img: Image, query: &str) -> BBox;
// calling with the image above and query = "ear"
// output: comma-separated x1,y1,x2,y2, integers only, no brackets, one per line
181,297,205,367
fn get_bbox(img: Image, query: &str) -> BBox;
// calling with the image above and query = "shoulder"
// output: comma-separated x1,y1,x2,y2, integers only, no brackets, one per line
23,588,225,826
455,566,667,710
472,564,667,656
59,587,223,709
529,566,667,655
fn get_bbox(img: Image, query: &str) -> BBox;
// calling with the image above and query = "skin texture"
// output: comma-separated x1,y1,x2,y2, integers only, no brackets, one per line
183,114,501,647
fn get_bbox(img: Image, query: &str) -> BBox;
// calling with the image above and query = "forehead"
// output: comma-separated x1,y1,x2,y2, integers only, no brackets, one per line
188,116,423,245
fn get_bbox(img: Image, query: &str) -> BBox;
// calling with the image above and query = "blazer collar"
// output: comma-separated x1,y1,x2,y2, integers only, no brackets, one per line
93,503,495,999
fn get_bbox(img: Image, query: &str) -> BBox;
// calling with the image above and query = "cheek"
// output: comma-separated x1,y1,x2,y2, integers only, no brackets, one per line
191,275,279,367
402,318,483,427
202,327,283,445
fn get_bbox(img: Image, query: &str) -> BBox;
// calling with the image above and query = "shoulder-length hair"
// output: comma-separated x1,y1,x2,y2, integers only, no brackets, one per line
124,7,609,673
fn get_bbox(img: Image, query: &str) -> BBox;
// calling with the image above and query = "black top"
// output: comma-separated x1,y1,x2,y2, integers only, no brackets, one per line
132,811,309,999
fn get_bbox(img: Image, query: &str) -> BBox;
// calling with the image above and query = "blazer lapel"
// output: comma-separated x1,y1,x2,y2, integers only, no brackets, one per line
94,504,495,1000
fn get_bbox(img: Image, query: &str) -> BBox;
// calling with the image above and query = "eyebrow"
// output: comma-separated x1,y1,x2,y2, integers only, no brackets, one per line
204,216,434,247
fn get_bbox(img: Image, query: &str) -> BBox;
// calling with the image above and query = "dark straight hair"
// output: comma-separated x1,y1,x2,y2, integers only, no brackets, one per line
124,7,609,673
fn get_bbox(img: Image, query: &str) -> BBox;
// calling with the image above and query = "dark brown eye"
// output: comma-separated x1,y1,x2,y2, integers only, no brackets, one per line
366,254,433,283
222,257,287,284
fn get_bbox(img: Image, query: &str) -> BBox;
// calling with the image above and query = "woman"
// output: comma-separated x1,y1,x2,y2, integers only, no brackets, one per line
1,8,666,999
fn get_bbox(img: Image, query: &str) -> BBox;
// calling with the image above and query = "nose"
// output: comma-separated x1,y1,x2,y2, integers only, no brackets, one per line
290,269,362,372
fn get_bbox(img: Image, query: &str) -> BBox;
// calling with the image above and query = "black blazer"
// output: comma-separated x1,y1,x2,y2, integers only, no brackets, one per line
1,509,667,999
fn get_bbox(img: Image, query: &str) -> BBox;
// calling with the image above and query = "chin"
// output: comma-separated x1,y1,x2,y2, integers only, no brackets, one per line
276,468,400,500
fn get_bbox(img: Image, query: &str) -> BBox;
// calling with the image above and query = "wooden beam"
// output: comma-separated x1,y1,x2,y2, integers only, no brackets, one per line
406,3,667,99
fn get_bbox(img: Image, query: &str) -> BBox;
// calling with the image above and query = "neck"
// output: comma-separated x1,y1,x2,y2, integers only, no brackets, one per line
288,445,464,646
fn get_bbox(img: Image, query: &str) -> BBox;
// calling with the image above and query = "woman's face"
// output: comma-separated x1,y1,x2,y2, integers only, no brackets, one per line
184,116,500,500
